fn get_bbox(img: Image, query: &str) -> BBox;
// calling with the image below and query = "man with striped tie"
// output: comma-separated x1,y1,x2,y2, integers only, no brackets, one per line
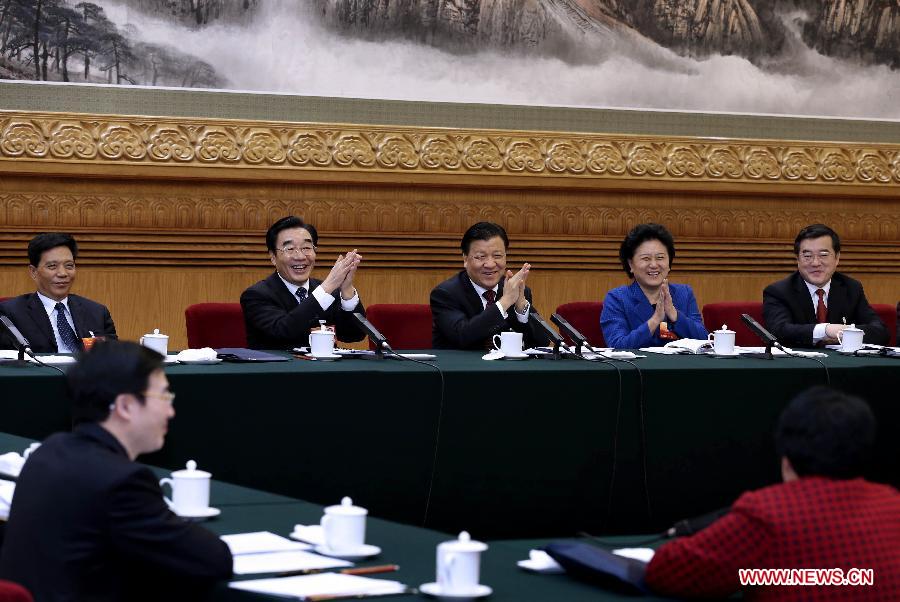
0,233,116,353
763,224,888,348
241,216,366,349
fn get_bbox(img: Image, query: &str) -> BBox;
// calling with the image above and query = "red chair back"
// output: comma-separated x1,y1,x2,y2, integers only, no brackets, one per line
554,302,605,347
184,303,248,349
872,304,897,346
702,302,764,347
0,580,34,602
0,297,10,302
365,304,432,350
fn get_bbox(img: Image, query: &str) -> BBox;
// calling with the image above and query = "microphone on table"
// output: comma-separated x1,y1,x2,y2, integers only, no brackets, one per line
528,311,565,360
0,315,34,367
667,506,730,537
352,313,392,358
551,313,590,356
740,313,790,359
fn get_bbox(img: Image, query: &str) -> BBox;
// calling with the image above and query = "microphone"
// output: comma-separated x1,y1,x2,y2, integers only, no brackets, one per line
551,312,590,355
528,311,565,360
0,315,33,366
740,313,786,359
667,507,730,537
351,313,391,358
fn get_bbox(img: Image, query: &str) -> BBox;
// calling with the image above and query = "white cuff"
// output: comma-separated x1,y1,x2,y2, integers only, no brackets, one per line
812,322,828,342
312,285,335,310
514,300,530,323
339,289,360,311
494,301,508,319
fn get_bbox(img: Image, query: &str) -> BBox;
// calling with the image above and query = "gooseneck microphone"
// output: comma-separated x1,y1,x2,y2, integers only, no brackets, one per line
0,315,32,366
351,312,392,358
551,312,590,355
528,311,565,360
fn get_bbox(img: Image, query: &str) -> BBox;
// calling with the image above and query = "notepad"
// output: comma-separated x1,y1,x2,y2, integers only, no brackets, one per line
230,572,406,598
221,531,313,555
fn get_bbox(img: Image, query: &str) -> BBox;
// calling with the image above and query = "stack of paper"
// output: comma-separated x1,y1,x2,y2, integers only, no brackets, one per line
230,572,407,599
0,479,16,520
221,531,351,575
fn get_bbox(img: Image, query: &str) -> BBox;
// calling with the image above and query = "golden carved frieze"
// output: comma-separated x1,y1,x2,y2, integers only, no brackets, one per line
1,111,899,187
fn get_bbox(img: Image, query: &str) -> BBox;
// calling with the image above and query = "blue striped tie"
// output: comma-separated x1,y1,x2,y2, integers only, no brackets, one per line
55,303,83,352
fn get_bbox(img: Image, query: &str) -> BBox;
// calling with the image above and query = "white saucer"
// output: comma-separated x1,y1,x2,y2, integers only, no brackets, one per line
176,358,223,365
305,354,342,361
174,506,221,519
501,352,529,360
420,583,493,599
314,543,381,560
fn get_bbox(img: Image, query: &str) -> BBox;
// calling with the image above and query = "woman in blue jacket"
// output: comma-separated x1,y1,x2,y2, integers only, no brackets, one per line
601,223,708,348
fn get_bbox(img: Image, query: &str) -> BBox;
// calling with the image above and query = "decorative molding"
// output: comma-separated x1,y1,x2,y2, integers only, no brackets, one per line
1,111,899,189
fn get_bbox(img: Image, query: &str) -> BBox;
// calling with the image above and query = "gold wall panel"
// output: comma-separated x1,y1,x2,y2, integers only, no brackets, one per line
0,109,898,349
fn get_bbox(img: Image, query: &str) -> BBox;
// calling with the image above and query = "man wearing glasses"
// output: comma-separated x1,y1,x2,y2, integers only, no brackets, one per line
763,224,888,347
241,216,366,349
0,341,232,600
430,221,547,350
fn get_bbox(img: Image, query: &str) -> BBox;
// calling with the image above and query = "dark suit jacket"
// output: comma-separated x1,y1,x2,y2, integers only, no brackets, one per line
0,293,116,353
430,270,548,350
0,423,232,602
763,272,888,347
240,273,366,349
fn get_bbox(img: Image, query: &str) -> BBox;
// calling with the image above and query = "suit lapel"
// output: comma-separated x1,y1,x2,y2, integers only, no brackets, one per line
67,295,87,338
458,272,486,316
25,293,57,351
826,277,849,324
792,273,817,323
267,272,302,310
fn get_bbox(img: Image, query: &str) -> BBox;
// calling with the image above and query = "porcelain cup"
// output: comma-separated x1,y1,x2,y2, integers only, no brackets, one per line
159,460,210,515
837,326,864,352
492,331,523,356
140,329,168,356
436,531,488,595
309,330,336,357
708,328,736,355
321,496,367,552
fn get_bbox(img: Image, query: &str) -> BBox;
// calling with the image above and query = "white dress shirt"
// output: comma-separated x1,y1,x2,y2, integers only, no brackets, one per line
803,279,832,342
277,275,359,312
36,292,77,353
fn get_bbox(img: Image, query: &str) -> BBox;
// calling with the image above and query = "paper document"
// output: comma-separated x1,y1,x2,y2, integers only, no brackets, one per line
230,573,406,599
233,550,351,575
0,351,76,364
0,452,25,478
612,547,655,563
290,524,326,546
221,531,313,555
0,479,15,520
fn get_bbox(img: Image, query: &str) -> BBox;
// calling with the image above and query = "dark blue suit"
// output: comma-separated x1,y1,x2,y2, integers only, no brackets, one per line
0,293,116,353
0,423,232,602
601,281,708,349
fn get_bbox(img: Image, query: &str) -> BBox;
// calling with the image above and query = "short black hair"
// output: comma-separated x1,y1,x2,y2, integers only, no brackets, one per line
460,222,509,255
775,386,875,479
68,340,164,424
265,216,319,253
619,223,676,277
794,224,840,255
28,233,78,267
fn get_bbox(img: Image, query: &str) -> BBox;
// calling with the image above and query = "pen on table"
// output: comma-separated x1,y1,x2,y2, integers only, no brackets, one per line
276,564,399,578
305,587,417,602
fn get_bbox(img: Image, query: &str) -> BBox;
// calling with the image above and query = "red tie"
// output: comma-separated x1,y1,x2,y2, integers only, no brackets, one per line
482,290,496,307
815,289,827,323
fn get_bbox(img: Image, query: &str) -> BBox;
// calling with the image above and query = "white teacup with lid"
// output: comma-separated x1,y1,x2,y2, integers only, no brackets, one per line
320,496,367,553
159,460,210,516
435,531,489,596
140,328,169,356
708,324,736,355
837,324,864,352
309,321,336,357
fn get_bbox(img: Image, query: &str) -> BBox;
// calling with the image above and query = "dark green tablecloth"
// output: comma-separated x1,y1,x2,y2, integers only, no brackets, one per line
1,351,897,537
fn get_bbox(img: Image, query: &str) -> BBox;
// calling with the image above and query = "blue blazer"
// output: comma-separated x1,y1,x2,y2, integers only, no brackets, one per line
601,281,708,349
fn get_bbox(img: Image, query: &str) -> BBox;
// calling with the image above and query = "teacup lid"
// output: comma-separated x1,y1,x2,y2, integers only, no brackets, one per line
143,328,167,339
845,323,862,331
171,459,211,479
324,496,367,516
440,531,488,553
716,324,735,334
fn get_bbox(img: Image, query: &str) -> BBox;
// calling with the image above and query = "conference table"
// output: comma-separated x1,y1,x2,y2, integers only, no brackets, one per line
0,431,676,601
1,350,898,538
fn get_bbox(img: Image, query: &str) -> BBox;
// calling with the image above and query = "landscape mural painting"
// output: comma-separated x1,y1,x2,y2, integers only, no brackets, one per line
2,0,900,119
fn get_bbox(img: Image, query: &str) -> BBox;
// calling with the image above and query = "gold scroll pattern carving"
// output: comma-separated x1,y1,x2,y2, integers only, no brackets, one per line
1,192,898,242
2,113,899,185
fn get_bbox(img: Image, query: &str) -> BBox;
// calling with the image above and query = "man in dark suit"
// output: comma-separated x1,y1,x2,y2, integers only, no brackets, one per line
0,233,116,353
645,386,899,600
241,216,366,349
431,222,547,350
763,224,888,348
0,341,232,601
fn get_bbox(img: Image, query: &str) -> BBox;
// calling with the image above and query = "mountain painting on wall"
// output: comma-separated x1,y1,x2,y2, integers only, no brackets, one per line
2,0,899,118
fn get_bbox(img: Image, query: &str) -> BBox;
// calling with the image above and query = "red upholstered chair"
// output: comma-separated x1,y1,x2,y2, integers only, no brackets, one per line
701,302,765,347
184,303,247,349
554,302,605,347
0,581,33,602
365,304,432,350
872,304,897,346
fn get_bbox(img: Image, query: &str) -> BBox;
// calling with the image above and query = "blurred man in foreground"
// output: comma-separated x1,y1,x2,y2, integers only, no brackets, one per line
0,341,232,601
645,386,899,600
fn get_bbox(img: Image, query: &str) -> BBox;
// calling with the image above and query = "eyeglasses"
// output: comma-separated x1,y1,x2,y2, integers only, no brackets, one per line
277,245,316,256
799,251,834,263
141,390,176,405
470,253,506,263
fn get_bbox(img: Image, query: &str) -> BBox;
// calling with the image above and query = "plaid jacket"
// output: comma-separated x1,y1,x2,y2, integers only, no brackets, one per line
645,477,900,600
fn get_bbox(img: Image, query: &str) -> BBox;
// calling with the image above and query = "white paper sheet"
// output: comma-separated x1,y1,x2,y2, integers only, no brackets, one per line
612,547,655,563
221,531,313,556
290,524,326,546
0,452,25,478
230,573,406,598
0,479,15,521
0,351,77,365
232,550,351,575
